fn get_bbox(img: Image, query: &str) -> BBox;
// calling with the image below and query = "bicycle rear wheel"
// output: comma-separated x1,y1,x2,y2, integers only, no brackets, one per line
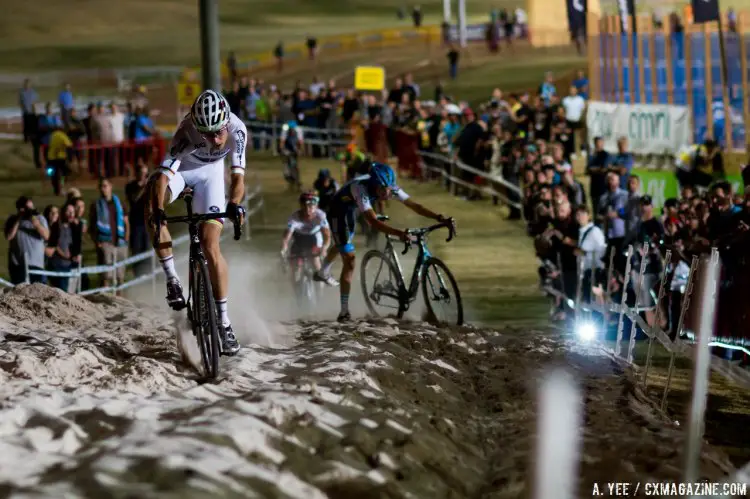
191,257,221,379
421,257,463,325
361,250,405,318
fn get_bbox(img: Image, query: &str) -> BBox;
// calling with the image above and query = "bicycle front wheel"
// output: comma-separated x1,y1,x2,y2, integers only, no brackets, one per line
360,250,405,318
421,257,463,325
191,257,221,379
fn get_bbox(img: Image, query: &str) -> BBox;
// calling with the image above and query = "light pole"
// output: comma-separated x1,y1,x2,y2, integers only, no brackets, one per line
199,0,221,91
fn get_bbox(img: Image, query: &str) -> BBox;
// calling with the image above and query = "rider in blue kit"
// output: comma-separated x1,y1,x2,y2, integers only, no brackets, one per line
314,162,453,322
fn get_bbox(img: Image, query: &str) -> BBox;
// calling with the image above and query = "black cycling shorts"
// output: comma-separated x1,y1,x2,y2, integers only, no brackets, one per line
328,210,356,254
289,233,320,258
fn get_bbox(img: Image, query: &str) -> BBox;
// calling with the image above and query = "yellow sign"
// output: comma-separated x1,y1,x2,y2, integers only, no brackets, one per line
354,66,385,91
177,82,201,106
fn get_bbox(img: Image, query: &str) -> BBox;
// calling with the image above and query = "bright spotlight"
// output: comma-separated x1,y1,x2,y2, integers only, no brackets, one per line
575,322,597,342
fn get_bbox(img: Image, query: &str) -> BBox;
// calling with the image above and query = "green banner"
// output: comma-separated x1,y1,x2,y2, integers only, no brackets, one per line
633,169,678,213
633,169,745,213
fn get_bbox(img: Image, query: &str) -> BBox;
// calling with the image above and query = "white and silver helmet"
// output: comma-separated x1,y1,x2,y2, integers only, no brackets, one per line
191,89,230,133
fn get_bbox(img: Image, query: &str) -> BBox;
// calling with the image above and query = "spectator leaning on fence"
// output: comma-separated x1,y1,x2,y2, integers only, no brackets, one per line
5,196,50,285
89,179,129,288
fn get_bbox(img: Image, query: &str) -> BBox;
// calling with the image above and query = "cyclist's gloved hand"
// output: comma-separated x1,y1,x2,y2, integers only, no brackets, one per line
400,231,416,243
280,248,288,260
226,202,245,224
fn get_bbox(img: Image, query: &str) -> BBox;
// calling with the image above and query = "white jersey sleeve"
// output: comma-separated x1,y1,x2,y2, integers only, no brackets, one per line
392,185,410,202
316,208,329,229
160,116,198,175
287,215,303,233
350,182,373,213
228,114,247,175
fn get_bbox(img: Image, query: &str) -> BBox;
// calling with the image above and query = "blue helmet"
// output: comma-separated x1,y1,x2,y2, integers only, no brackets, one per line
369,162,396,188
286,120,298,129
317,168,331,178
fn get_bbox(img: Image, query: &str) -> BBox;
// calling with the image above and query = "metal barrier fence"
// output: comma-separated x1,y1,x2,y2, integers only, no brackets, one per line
418,150,524,212
548,244,750,390
245,120,526,213
544,243,750,490
10,180,264,297
244,120,350,159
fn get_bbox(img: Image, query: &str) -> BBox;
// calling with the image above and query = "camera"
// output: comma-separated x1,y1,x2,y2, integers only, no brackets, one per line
21,208,38,219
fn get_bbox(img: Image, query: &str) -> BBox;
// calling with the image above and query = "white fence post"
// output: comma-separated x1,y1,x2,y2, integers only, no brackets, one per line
683,249,720,483
111,247,118,295
627,243,649,364
614,245,634,357
643,249,671,387
151,251,157,301
533,370,581,499
76,259,83,294
661,254,699,411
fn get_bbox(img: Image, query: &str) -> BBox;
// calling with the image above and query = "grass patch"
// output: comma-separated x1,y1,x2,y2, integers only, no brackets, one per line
4,0,523,70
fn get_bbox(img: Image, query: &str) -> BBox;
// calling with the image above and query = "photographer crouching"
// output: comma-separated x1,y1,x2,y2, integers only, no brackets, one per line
4,196,50,284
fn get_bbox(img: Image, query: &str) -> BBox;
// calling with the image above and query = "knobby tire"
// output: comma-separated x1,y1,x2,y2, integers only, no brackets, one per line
361,249,406,319
192,257,221,379
421,257,464,326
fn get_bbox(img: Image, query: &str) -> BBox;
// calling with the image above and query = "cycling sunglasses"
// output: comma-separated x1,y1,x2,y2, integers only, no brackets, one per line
200,125,228,140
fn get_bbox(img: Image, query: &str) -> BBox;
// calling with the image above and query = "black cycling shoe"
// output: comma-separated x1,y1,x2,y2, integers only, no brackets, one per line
222,325,241,356
166,278,187,311
336,311,351,323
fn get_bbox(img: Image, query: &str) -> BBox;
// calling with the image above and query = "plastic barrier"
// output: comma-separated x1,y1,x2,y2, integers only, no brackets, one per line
40,137,167,178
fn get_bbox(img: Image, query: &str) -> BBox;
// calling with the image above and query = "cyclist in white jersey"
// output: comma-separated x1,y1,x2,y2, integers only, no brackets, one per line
280,191,331,283
146,89,246,355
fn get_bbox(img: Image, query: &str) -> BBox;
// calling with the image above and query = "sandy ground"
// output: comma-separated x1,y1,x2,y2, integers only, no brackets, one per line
0,282,743,498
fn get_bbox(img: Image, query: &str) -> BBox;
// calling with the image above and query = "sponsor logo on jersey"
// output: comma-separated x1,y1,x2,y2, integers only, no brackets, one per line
209,205,221,213
234,129,246,157
170,138,190,157
190,150,231,162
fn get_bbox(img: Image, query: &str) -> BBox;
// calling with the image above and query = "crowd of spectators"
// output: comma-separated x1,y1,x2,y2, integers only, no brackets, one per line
227,69,750,346
525,130,750,346
4,173,152,292
19,79,160,192
15,62,748,349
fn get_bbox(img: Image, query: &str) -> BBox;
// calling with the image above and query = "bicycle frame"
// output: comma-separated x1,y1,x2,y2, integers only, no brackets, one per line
381,234,432,304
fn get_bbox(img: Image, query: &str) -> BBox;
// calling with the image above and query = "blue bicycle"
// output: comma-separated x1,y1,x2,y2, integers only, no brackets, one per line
360,215,463,325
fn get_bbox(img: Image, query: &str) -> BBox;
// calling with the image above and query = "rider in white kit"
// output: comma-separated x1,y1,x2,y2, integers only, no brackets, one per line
146,89,246,355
